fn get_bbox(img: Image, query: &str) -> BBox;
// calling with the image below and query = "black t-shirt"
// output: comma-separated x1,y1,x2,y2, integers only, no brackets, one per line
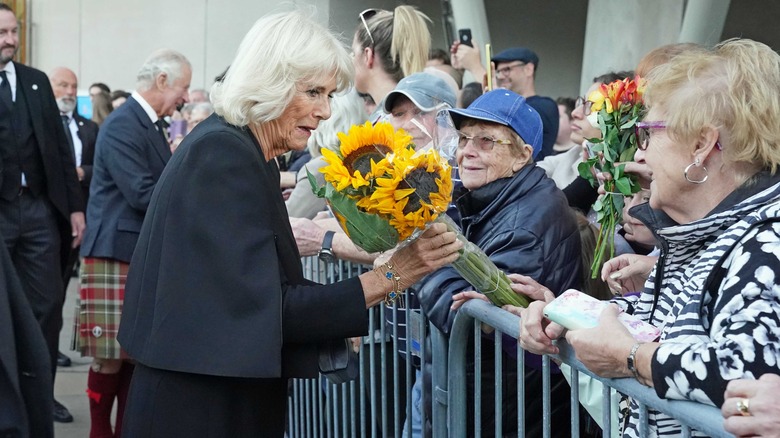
526,95,559,161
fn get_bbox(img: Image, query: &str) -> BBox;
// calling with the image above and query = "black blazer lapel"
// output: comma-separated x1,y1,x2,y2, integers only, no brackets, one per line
14,66,46,150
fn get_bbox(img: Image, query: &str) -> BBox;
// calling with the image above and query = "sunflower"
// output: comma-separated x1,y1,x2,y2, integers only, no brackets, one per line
369,148,452,238
320,121,412,194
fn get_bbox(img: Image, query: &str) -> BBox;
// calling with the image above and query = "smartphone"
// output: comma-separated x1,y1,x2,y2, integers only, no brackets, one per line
458,28,473,47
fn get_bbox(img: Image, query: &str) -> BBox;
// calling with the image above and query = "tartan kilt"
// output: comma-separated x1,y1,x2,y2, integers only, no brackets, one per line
76,257,130,359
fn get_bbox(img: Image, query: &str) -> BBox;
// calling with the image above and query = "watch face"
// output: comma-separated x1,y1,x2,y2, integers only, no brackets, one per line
318,248,336,263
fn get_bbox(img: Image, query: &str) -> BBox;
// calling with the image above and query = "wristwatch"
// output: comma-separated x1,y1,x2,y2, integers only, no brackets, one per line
627,342,643,380
318,230,336,263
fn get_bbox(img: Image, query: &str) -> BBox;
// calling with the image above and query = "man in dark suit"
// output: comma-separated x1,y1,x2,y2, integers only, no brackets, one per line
49,66,98,368
0,239,54,438
79,48,190,437
0,5,85,423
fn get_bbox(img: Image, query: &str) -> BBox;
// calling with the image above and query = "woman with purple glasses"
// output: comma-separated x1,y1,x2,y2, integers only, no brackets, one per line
520,38,780,437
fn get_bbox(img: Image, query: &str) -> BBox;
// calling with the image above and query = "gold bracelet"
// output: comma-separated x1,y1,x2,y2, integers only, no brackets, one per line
381,262,404,306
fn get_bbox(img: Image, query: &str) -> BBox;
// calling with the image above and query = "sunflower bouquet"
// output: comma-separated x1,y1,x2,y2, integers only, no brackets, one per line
310,120,529,308
577,77,645,278
310,121,452,254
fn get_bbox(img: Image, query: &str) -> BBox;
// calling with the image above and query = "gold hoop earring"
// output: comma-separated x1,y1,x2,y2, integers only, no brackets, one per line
684,161,708,184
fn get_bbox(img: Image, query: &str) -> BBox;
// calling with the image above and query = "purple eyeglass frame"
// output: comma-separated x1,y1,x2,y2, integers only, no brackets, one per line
635,121,722,150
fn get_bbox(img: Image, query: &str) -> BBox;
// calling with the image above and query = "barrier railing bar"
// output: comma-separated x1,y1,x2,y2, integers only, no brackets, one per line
474,321,482,438
451,299,731,438
571,367,580,438
431,325,449,437
601,381,611,438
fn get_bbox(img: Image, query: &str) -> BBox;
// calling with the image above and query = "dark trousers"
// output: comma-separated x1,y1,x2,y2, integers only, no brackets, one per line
0,191,64,383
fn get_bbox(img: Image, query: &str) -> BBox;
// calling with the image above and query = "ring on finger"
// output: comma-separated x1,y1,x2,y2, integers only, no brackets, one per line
736,398,751,416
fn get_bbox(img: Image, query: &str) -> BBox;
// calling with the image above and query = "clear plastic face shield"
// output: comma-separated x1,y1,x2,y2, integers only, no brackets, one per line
382,96,453,152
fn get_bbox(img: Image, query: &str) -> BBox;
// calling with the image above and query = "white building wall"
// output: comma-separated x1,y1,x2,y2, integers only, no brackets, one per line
30,0,330,92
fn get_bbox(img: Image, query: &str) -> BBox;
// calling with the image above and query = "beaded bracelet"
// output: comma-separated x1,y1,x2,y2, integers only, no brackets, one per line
381,262,404,306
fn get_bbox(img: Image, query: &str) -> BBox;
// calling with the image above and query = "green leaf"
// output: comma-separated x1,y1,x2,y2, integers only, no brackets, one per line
614,176,632,195
593,197,603,212
306,168,326,198
612,164,623,181
619,144,637,163
577,160,597,184
323,185,399,253
619,117,637,130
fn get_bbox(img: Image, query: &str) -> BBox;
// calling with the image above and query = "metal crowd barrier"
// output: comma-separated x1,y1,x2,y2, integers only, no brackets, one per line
288,257,733,438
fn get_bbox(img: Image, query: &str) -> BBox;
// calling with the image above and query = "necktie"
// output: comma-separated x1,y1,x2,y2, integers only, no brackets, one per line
0,71,13,111
61,115,76,161
155,119,170,145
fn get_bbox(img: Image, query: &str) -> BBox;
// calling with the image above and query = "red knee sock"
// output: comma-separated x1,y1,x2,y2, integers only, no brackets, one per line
86,368,120,438
114,362,135,438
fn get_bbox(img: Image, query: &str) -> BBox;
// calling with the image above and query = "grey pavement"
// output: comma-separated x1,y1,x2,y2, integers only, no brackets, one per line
54,277,91,438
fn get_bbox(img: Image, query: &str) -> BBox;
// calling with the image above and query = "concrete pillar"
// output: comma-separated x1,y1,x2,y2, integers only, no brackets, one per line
579,0,684,93
449,0,490,84
678,0,731,46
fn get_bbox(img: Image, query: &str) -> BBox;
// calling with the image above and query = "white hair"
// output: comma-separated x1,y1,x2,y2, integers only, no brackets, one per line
191,101,214,117
307,89,367,158
136,49,191,91
211,10,353,127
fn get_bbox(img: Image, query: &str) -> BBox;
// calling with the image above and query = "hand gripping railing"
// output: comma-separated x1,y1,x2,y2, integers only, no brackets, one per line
444,299,734,438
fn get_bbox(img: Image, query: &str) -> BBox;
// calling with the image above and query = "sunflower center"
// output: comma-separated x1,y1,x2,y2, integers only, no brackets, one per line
343,145,391,176
399,168,438,214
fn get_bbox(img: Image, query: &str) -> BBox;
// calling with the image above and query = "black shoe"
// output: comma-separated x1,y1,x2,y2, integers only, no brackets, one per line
53,399,73,423
57,351,71,367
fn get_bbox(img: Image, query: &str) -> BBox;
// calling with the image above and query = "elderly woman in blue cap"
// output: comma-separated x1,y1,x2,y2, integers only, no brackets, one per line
416,89,582,437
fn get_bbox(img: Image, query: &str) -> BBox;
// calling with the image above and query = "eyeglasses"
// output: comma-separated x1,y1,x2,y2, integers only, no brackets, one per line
359,9,378,47
457,131,514,151
635,120,723,151
495,62,525,78
635,121,666,150
574,96,594,116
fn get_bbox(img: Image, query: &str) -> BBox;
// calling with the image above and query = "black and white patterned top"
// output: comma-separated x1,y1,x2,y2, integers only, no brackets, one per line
614,172,780,437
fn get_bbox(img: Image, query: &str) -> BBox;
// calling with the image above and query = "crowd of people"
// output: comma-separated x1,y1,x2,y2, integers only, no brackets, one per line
2,3,779,438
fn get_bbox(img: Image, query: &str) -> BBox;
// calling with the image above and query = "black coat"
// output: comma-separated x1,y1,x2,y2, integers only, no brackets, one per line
72,112,98,204
12,64,85,267
0,239,53,438
418,164,582,334
118,114,369,379
11,63,84,219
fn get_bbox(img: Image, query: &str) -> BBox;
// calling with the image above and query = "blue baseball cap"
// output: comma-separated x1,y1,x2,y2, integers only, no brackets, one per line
446,89,543,157
491,47,539,66
384,72,457,113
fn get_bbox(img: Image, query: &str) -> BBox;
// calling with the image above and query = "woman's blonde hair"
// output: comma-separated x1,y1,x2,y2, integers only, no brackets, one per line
211,10,353,127
645,38,780,177
355,6,431,82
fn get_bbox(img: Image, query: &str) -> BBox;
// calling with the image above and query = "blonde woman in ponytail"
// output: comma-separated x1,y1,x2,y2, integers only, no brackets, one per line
352,5,431,120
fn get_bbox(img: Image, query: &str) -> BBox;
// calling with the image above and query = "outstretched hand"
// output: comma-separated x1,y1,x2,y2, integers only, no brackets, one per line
507,274,555,302
390,222,462,288
601,254,657,295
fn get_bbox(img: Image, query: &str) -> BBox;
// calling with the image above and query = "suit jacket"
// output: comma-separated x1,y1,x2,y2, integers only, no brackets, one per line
72,113,98,204
80,96,171,263
10,64,85,237
118,114,368,379
0,239,53,438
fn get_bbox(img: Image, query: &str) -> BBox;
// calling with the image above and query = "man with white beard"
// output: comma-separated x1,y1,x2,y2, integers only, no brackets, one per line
49,66,98,367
